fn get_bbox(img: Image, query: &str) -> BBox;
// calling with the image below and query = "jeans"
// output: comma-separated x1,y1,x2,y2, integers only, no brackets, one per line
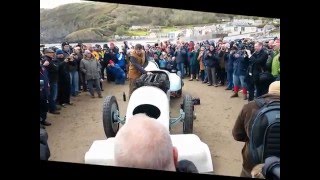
87,79,101,96
40,99,48,122
177,62,185,78
203,66,208,82
226,69,234,89
70,71,79,96
200,70,205,81
80,72,87,91
48,82,58,112
206,66,217,85
233,75,247,89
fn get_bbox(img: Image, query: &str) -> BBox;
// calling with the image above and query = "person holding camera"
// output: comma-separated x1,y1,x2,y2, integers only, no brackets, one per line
204,45,219,87
73,47,84,92
225,46,238,90
230,49,249,100
67,53,79,97
42,48,60,115
188,44,200,81
217,45,228,86
56,49,73,107
174,44,188,79
246,42,269,101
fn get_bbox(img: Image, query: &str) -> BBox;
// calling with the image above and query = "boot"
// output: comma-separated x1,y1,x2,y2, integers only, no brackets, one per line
49,111,60,115
243,88,248,100
230,93,239,98
189,74,193,81
98,93,103,98
41,121,51,126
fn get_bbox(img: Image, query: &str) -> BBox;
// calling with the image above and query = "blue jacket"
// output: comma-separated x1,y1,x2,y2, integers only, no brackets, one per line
159,59,167,69
107,64,125,84
233,52,249,76
116,53,126,70
227,52,237,71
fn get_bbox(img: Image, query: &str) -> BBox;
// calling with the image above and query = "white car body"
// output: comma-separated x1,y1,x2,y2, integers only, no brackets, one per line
85,64,213,173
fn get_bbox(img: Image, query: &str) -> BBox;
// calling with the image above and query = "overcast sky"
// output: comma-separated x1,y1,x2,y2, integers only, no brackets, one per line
40,0,88,9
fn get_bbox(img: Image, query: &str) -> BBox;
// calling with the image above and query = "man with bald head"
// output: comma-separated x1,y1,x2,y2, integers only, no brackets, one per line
246,42,269,101
114,114,198,173
114,114,178,171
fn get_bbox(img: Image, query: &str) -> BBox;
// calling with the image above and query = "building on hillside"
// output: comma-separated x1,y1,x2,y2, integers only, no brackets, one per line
168,31,181,41
263,24,276,32
254,20,263,26
148,33,157,39
223,24,257,36
130,25,150,30
232,18,255,25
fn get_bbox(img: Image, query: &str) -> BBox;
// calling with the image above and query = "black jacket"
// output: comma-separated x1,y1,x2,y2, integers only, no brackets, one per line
204,50,219,68
56,58,70,83
104,50,117,64
248,49,268,80
43,55,59,84
67,60,78,72
75,53,83,71
174,48,188,64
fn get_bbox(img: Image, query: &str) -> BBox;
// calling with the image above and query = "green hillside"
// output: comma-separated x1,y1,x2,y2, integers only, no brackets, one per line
40,2,264,43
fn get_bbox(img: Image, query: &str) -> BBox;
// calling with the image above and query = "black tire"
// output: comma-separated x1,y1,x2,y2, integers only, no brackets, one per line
183,94,194,134
177,89,182,98
103,96,120,138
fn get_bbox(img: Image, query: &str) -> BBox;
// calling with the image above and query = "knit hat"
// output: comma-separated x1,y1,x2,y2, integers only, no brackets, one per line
62,41,69,47
268,81,280,95
55,49,63,55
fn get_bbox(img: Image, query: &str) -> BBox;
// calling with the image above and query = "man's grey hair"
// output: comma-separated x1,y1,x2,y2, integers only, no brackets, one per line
114,113,175,171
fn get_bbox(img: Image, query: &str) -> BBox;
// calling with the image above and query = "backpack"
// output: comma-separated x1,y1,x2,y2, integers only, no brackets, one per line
248,98,280,165
40,127,50,160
